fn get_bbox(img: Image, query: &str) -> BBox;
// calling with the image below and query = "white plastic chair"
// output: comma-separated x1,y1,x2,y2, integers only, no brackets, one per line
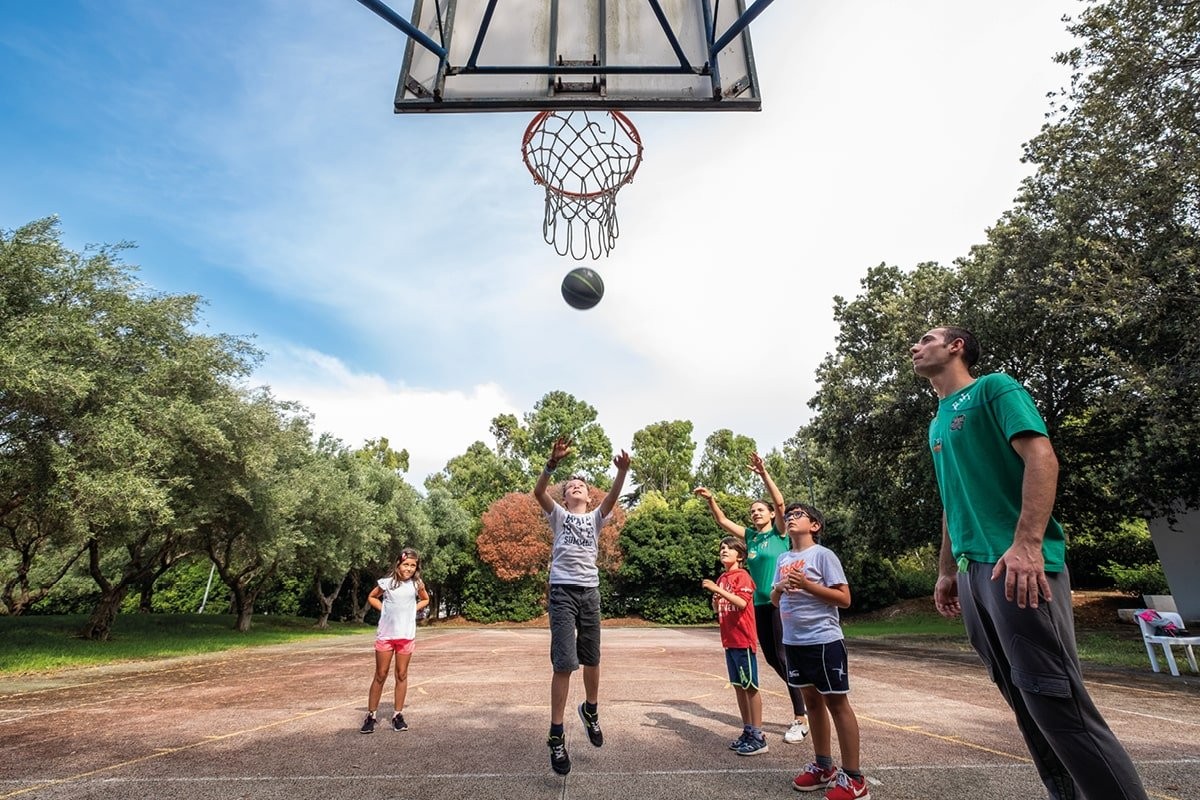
1135,609,1200,676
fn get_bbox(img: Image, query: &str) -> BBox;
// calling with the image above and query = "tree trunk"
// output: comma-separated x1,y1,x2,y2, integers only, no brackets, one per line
137,575,155,613
231,582,254,631
79,586,128,641
312,570,345,630
349,570,369,624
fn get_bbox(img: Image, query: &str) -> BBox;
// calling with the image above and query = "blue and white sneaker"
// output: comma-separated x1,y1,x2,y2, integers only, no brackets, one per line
735,734,768,756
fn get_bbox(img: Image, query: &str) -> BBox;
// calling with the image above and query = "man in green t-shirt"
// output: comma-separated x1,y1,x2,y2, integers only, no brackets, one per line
912,325,1147,800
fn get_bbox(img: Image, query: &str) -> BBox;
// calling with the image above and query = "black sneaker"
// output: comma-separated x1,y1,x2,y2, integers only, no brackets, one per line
578,703,604,747
547,734,571,775
392,713,408,732
360,713,376,734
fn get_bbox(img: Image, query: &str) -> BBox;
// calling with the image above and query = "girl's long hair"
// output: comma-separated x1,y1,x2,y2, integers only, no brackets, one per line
390,547,423,589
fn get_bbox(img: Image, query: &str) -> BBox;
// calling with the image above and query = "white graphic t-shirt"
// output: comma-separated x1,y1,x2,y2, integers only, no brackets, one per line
546,504,609,587
773,544,847,646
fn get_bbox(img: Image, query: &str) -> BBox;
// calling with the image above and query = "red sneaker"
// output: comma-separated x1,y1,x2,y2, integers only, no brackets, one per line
824,769,870,800
792,762,838,792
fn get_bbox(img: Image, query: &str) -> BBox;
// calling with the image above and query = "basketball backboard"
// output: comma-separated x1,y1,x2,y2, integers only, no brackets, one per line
355,0,774,112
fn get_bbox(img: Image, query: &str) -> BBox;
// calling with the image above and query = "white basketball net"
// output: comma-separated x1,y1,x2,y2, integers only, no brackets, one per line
522,110,643,260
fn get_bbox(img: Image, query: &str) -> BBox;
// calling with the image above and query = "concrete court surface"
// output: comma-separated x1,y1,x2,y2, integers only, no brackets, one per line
0,625,1197,800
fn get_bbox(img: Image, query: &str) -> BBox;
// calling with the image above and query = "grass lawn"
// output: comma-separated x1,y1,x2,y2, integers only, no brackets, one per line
0,613,367,675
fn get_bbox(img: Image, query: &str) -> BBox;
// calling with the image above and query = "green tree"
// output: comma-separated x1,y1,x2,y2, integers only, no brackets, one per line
420,487,474,619
521,391,613,484
198,390,313,632
695,429,758,497
629,420,695,502
806,263,959,557
424,440,523,520
617,492,718,623
295,437,381,629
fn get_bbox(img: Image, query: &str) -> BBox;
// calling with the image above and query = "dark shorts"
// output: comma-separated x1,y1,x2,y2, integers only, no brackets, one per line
784,639,850,695
548,584,601,672
724,647,760,690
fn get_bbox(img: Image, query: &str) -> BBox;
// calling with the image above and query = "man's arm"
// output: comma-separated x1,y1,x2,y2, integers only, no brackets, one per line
533,437,571,513
598,449,631,518
693,487,746,538
991,433,1058,608
934,516,961,618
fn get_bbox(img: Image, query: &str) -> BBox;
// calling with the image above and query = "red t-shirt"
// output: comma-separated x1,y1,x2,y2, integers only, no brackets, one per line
716,568,757,650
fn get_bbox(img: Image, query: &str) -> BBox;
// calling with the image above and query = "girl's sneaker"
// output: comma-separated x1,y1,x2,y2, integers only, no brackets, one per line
359,713,377,734
792,762,838,792
784,719,810,743
392,713,408,732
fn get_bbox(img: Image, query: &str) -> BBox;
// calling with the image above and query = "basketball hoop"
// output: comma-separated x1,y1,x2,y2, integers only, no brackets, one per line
521,110,644,260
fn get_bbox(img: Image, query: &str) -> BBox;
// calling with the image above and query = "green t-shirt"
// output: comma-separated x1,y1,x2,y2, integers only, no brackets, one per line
743,524,790,606
928,373,1066,571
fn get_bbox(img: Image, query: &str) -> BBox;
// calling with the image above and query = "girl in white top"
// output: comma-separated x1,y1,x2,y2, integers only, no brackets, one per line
360,548,430,734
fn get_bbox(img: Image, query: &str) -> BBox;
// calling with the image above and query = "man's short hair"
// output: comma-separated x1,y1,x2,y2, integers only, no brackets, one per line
783,502,825,533
941,325,981,369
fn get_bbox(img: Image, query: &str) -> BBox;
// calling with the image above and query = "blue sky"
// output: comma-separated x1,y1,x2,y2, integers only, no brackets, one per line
1,1,1078,485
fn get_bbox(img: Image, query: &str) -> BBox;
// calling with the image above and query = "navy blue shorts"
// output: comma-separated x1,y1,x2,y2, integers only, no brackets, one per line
783,639,850,694
724,647,759,690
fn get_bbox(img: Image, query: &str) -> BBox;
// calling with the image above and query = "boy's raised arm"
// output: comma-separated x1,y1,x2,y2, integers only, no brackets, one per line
534,437,571,513
598,449,631,518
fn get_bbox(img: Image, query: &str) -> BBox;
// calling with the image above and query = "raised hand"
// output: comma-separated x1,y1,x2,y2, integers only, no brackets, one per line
748,452,766,476
613,449,631,471
693,486,713,500
551,437,571,461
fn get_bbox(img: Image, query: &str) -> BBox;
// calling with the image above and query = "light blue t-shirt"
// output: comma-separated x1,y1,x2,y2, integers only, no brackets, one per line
546,504,609,587
773,544,847,646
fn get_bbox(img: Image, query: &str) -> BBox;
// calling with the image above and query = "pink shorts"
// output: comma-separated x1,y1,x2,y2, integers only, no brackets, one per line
374,637,415,654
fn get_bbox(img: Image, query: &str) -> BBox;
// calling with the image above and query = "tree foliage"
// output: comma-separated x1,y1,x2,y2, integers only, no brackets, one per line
476,486,625,582
629,420,695,502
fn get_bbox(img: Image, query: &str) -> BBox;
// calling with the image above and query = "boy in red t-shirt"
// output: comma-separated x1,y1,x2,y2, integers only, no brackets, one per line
702,536,765,755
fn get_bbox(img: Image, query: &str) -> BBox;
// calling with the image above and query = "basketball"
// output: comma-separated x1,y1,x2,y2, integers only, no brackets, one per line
561,267,605,310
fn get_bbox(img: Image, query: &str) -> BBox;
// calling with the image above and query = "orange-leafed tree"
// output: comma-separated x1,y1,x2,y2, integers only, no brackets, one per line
477,485,625,580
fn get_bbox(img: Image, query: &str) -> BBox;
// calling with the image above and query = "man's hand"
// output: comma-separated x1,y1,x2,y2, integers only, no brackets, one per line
991,540,1052,609
933,574,961,618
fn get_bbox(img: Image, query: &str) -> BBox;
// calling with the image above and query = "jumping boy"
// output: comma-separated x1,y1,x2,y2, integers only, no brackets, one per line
533,436,630,776
701,536,768,755
770,503,869,800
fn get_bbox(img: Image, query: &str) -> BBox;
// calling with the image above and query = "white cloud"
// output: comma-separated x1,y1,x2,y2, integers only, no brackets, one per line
255,344,520,484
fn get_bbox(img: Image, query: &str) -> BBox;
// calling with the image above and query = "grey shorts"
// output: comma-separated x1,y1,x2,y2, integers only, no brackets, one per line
548,584,601,672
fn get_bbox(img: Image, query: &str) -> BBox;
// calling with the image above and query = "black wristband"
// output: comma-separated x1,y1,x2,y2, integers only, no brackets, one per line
545,458,559,472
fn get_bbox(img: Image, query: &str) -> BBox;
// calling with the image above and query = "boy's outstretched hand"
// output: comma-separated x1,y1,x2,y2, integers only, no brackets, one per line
551,437,571,461
613,450,630,470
